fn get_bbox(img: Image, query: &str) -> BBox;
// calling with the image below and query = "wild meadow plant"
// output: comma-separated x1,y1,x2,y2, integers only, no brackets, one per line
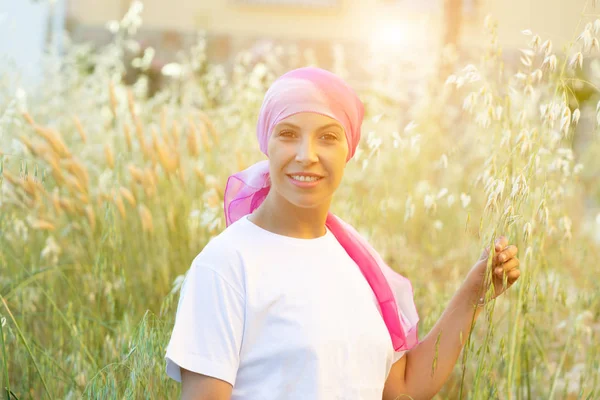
1,1,599,399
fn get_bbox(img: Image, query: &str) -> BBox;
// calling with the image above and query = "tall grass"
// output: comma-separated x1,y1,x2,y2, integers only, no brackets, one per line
1,2,599,399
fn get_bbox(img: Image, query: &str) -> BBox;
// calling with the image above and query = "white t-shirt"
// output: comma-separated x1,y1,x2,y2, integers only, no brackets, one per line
165,214,407,399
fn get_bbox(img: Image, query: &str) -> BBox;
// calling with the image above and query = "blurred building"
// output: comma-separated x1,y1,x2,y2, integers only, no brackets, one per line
0,0,66,89
61,0,592,97
60,0,594,125
66,0,589,55
1,0,592,85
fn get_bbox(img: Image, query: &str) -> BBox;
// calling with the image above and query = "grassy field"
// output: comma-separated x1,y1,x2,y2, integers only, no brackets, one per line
1,4,600,399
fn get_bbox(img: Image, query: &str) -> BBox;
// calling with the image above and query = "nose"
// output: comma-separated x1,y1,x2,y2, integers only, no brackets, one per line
295,137,318,164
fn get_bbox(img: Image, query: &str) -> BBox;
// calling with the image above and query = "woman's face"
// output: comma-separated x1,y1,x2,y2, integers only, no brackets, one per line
267,112,349,209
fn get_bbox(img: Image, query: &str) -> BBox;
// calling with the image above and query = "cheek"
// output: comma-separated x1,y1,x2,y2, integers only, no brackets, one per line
326,151,348,179
334,145,349,167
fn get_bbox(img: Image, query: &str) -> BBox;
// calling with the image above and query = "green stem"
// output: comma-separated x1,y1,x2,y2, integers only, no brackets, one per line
0,296,52,399
0,314,10,400
548,329,574,399
36,284,98,369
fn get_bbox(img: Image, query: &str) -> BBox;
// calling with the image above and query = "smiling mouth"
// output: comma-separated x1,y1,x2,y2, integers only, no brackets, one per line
287,175,324,182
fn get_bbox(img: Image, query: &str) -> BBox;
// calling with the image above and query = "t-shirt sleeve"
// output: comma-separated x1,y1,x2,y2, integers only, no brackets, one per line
165,261,245,386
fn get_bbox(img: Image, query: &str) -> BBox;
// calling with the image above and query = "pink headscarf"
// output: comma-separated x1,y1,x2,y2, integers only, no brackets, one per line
223,67,419,352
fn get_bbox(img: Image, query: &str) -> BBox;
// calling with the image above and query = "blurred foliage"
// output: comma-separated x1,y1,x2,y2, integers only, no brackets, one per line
1,2,600,399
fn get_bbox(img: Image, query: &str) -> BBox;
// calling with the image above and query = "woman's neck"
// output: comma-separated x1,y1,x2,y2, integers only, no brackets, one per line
248,191,331,239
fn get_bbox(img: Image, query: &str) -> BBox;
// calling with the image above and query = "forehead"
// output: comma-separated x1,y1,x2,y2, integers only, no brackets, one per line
275,112,343,130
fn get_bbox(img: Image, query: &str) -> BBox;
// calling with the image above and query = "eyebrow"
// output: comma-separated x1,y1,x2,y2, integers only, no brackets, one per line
276,122,343,131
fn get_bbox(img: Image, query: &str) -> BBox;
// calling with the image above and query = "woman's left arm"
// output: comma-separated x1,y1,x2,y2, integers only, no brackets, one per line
383,236,521,400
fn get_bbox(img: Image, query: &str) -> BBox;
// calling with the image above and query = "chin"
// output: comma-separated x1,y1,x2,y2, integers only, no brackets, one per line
271,178,336,209
281,195,322,208
291,199,326,209
280,191,331,210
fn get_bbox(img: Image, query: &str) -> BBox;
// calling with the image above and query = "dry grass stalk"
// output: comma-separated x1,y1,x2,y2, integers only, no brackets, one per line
19,135,36,155
211,182,224,199
198,111,219,144
160,108,168,137
186,119,199,157
193,166,205,183
22,112,35,126
85,205,96,232
126,89,136,118
74,202,88,218
2,171,20,187
157,144,178,175
236,150,246,171
197,120,212,149
95,192,107,209
119,187,136,206
109,81,118,118
59,198,76,215
123,123,133,151
112,190,126,218
151,165,160,184
149,150,158,167
64,174,86,196
150,126,161,152
167,205,176,232
28,142,69,186
177,165,186,187
147,128,159,168
32,141,52,159
104,143,115,169
127,164,145,184
206,191,219,208
151,127,178,174
21,175,44,203
19,136,54,163
47,156,65,185
73,116,88,143
7,187,34,209
75,192,90,205
171,120,180,148
30,219,55,231
51,189,62,215
62,158,90,190
32,125,72,158
134,116,150,160
142,167,157,197
138,204,154,233
129,181,138,203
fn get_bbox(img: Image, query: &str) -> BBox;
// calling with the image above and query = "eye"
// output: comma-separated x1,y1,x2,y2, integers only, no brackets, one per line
321,132,338,141
279,130,296,137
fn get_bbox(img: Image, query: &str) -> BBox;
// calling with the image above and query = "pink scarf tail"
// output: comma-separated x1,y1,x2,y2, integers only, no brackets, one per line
224,160,271,227
325,214,420,351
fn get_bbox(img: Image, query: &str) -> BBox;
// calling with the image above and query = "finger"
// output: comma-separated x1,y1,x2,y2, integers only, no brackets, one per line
494,258,519,276
507,268,521,283
496,245,518,263
501,257,520,273
495,236,509,252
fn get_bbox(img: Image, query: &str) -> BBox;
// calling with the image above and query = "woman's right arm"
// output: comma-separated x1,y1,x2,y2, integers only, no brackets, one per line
181,369,233,400
165,259,245,399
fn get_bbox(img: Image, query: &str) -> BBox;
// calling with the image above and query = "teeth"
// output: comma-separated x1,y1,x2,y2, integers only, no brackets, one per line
291,175,320,182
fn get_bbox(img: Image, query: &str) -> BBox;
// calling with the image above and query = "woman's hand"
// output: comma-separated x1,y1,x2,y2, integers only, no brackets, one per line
464,235,521,305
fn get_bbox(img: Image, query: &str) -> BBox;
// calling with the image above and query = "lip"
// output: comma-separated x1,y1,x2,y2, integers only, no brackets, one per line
287,174,323,188
287,172,324,178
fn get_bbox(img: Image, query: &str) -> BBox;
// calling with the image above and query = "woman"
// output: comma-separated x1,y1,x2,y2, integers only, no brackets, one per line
165,67,521,400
